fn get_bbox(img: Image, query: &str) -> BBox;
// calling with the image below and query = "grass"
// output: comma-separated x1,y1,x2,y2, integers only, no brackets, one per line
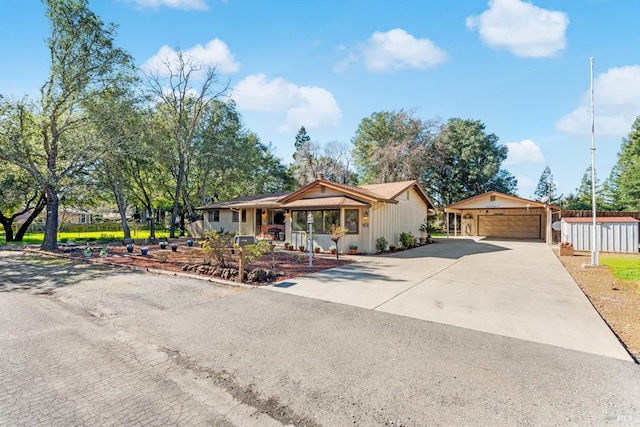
601,256,640,282
0,230,173,245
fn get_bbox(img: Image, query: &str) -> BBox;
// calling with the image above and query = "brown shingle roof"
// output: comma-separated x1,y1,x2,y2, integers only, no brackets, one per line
196,192,290,210
280,197,370,209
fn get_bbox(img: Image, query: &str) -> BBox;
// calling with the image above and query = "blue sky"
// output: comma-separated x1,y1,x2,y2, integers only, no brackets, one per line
1,0,639,199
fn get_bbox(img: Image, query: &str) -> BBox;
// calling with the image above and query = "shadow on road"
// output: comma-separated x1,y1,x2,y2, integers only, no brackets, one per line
0,250,133,294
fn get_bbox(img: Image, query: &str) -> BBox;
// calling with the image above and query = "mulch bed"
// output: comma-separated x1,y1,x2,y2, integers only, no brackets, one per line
557,251,640,362
66,244,355,284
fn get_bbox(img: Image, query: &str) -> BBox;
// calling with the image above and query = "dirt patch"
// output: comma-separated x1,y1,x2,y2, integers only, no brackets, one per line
557,251,640,361
67,245,355,284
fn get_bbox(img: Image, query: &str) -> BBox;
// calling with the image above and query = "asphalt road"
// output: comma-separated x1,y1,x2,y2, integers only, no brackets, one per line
1,250,639,426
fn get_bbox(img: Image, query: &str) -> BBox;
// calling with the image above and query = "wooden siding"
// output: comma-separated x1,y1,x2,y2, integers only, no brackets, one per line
369,188,429,250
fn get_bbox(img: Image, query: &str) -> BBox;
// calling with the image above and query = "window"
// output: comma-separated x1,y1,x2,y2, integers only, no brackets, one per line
490,195,496,202
207,210,220,222
231,210,246,223
345,209,359,234
292,209,340,234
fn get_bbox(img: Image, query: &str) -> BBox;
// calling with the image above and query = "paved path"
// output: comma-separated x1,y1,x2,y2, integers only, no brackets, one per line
268,238,631,361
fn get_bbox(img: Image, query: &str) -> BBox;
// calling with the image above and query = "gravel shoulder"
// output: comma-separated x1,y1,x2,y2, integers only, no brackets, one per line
557,251,640,362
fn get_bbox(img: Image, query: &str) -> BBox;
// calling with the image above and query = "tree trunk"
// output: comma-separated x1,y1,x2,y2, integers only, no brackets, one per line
14,196,46,241
170,154,185,238
41,189,59,251
112,182,131,240
0,216,15,242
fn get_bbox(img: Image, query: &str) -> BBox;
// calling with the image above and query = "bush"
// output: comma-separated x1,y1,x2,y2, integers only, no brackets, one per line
376,237,388,253
399,232,414,248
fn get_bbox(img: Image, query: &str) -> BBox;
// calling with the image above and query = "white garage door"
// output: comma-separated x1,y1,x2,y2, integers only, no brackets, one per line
478,215,541,239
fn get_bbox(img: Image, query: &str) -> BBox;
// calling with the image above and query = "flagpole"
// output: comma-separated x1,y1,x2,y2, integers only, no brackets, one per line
590,57,598,266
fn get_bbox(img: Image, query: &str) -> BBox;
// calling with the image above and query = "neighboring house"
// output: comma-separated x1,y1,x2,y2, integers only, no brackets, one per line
561,217,639,253
196,178,436,254
445,192,560,243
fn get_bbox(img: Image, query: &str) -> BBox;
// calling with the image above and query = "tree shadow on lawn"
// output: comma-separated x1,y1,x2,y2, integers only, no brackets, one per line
0,250,136,294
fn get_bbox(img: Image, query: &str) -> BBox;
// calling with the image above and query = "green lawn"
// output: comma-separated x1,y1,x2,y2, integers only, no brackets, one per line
601,256,640,282
0,230,172,245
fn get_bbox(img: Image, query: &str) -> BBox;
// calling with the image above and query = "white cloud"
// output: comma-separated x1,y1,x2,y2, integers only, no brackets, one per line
466,0,569,58
556,65,640,137
125,0,208,10
334,28,447,73
504,139,545,165
142,39,240,76
232,74,342,132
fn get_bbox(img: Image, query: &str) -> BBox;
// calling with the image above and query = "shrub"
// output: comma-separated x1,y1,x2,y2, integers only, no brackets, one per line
399,232,414,248
376,237,388,253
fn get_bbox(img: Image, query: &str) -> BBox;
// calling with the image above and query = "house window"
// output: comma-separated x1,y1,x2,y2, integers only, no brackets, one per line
344,209,359,234
292,209,340,234
207,210,220,222
231,210,247,223
490,195,496,202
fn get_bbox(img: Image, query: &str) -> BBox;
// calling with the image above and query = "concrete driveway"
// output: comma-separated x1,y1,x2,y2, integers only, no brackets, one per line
267,238,632,361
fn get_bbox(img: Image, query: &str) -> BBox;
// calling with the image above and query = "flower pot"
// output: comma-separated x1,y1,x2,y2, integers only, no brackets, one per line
314,248,321,253
126,244,134,253
140,247,149,256
350,249,357,255
159,242,167,249
170,244,178,252
330,249,337,255
187,239,194,247
299,246,306,252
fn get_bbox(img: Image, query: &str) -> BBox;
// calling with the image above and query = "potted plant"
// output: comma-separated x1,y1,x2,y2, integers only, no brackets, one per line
299,245,306,252
186,239,194,247
83,248,92,258
389,245,397,253
126,243,134,253
159,241,167,249
349,245,358,255
99,248,108,258
284,242,291,250
329,245,337,255
170,243,178,252
314,247,321,253
140,247,149,256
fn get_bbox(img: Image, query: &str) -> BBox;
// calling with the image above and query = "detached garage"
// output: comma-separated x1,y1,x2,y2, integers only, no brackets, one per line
445,192,557,243
561,217,639,253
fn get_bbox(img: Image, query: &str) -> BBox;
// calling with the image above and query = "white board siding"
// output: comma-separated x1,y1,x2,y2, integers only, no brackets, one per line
561,220,639,253
370,188,429,251
203,209,253,235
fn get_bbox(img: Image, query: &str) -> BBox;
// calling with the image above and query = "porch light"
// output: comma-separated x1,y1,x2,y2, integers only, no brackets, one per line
363,211,369,226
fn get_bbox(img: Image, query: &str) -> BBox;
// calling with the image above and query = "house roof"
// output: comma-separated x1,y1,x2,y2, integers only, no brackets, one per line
280,196,370,209
196,192,290,210
445,191,559,210
278,178,435,209
562,217,639,223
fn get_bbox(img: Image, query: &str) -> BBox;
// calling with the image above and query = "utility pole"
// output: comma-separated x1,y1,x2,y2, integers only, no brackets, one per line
590,57,599,266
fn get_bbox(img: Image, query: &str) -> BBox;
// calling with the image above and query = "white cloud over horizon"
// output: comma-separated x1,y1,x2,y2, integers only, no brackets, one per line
556,65,640,137
142,39,240,76
466,0,569,58
334,28,447,73
232,73,342,132
504,139,545,165
125,0,208,10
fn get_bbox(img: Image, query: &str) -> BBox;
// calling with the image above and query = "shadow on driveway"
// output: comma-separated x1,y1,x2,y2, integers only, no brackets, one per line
374,237,511,260
0,250,134,294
